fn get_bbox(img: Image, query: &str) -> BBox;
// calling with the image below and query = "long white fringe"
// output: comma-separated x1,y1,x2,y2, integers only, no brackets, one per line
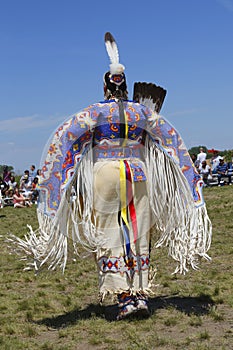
7,139,212,275
145,136,212,274
7,148,105,273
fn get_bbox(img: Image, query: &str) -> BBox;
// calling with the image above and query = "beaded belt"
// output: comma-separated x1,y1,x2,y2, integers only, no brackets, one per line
94,145,143,160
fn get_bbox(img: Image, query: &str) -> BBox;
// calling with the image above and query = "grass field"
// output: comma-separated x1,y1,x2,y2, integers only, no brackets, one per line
0,186,232,350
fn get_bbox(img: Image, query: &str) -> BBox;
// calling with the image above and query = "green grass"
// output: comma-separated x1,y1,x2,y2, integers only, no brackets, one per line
0,185,232,349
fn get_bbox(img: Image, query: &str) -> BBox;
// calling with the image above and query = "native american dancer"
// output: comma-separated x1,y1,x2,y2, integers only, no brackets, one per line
8,33,212,320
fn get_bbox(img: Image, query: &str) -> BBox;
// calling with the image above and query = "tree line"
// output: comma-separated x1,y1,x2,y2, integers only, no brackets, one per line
188,146,233,162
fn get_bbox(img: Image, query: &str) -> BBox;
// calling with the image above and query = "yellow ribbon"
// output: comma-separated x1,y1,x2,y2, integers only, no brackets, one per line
122,111,128,147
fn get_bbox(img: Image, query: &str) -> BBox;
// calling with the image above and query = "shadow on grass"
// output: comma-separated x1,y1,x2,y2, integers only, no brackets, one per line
35,294,214,328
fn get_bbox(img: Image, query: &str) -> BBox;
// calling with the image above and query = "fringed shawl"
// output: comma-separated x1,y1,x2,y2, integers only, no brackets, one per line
7,101,212,274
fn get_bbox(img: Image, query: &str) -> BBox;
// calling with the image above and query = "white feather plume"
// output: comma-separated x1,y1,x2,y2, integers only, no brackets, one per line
104,32,125,74
105,32,119,64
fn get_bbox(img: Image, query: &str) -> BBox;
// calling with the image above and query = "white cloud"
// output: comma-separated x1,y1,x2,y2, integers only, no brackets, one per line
0,114,64,133
166,108,204,117
0,114,67,172
216,0,233,12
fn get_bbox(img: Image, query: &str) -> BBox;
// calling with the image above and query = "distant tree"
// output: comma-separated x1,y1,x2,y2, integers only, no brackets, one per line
0,165,14,177
188,147,233,161
222,149,233,163
188,146,208,157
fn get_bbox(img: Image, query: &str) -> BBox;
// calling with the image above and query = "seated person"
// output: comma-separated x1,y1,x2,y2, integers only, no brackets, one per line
20,174,33,200
191,154,200,170
35,169,42,184
6,188,14,205
13,187,32,208
211,152,221,174
216,158,232,186
20,170,30,184
31,177,40,203
199,160,212,186
0,176,9,197
228,161,233,175
5,175,17,197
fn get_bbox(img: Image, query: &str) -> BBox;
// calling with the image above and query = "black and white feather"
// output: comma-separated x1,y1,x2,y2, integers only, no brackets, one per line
104,32,125,74
133,82,167,113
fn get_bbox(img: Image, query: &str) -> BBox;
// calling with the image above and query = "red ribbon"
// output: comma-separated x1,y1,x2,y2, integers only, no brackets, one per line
124,160,138,244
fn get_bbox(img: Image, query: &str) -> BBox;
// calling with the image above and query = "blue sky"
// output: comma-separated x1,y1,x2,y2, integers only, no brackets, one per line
0,0,233,173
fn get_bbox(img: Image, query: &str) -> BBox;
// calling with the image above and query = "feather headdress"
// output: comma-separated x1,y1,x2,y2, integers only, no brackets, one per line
104,32,125,74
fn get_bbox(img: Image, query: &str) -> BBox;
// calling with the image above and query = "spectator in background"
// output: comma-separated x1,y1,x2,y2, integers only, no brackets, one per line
0,176,9,197
13,187,32,208
191,154,200,170
227,152,233,172
197,147,207,166
20,170,31,185
3,166,12,183
5,175,17,197
30,165,37,180
216,158,232,186
211,151,222,173
20,173,33,200
7,175,17,190
228,161,233,182
199,160,212,187
35,169,42,184
31,177,40,204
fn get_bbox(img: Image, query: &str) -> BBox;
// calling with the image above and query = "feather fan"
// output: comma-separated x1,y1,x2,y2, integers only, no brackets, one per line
133,82,167,113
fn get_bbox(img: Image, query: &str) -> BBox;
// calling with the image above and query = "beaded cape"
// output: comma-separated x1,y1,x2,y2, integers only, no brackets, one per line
8,100,212,274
